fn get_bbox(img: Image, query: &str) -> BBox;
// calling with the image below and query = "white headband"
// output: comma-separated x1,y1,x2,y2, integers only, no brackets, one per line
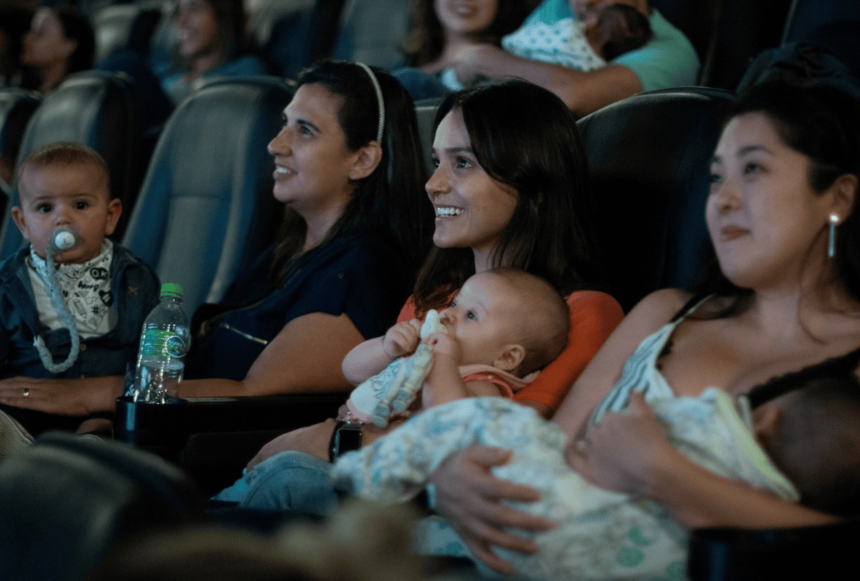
355,62,385,143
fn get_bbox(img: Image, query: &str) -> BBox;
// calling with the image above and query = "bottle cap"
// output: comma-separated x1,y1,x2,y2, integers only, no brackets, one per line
160,283,184,299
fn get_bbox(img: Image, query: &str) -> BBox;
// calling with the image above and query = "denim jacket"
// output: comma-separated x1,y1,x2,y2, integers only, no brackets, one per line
0,244,160,379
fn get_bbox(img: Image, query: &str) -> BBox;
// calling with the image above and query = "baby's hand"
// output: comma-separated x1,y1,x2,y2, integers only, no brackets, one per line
382,320,422,359
425,332,462,363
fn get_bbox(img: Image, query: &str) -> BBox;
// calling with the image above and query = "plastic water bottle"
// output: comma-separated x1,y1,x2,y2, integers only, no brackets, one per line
133,283,191,403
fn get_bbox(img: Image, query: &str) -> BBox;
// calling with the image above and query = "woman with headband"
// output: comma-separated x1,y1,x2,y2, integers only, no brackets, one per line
171,60,434,397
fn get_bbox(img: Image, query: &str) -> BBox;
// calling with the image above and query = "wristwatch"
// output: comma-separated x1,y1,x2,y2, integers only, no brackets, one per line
329,420,364,461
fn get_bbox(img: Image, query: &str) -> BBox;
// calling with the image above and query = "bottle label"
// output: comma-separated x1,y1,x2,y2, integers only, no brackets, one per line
141,329,187,358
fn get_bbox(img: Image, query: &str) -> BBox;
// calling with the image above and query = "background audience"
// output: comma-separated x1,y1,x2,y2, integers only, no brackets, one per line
21,5,94,93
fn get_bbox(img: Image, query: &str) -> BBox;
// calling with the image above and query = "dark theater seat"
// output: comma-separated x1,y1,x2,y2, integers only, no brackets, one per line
122,76,292,317
0,432,207,581
0,88,40,213
577,86,735,312
688,521,860,580
0,71,142,256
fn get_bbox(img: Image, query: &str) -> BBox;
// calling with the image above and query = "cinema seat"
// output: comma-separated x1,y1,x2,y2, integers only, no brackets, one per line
0,88,40,213
0,71,141,257
0,432,206,581
577,86,735,312
122,76,292,317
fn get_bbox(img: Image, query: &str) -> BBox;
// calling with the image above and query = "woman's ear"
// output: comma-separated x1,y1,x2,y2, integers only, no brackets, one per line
828,173,858,225
348,141,383,181
493,344,526,373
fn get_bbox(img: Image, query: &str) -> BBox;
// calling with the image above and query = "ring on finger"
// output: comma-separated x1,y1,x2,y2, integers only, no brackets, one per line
23,387,29,397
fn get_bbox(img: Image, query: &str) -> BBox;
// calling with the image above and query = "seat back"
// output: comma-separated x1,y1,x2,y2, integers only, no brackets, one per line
650,0,719,68
577,87,735,312
122,76,292,316
697,0,794,90
92,3,162,64
414,97,442,174
0,432,206,581
0,88,40,210
688,522,860,580
0,71,141,258
332,0,411,69
781,0,860,45
250,0,318,80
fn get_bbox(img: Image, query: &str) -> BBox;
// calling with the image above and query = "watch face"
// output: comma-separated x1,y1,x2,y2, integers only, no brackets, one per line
335,426,363,456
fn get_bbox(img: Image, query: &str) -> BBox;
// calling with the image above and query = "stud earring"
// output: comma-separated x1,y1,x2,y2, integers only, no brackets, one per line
828,214,839,259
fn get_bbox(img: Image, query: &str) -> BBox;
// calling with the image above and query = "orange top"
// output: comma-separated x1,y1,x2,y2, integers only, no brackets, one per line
397,290,624,412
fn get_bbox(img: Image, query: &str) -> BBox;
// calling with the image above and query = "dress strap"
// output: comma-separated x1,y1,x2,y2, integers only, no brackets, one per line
747,343,860,408
669,292,712,323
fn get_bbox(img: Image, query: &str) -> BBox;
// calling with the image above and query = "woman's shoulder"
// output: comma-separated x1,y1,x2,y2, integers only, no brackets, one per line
622,288,696,330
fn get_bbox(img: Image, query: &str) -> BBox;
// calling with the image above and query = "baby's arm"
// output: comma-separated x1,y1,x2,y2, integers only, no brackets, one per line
422,333,502,408
342,320,422,385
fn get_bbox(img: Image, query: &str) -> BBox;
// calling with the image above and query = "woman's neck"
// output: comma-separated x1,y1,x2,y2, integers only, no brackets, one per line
747,279,860,342
472,247,498,274
39,61,67,93
300,199,351,253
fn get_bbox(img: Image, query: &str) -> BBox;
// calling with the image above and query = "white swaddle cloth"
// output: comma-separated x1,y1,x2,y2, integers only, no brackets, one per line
333,390,798,580
347,310,447,427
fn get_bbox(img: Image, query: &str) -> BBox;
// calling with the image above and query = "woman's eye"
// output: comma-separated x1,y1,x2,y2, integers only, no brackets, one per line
299,125,312,136
744,162,762,175
456,158,473,169
431,157,440,168
709,172,722,185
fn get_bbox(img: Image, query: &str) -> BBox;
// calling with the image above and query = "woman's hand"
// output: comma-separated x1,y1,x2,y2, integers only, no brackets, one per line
0,376,122,416
430,445,555,574
567,392,672,496
383,320,422,359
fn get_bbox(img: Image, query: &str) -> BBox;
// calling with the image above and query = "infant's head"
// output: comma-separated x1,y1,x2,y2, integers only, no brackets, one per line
584,3,652,61
12,142,121,264
755,374,860,517
439,267,570,379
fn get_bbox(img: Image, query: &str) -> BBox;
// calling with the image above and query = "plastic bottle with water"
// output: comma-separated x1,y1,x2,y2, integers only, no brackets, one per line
132,283,191,404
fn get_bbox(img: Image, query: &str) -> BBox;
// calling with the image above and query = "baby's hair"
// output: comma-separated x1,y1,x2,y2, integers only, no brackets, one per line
597,4,652,61
766,374,860,517
484,267,570,376
17,142,110,199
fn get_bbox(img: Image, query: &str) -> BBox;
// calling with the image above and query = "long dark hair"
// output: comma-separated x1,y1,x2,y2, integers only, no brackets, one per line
414,79,604,313
400,0,534,67
692,81,860,318
53,7,94,75
270,60,432,286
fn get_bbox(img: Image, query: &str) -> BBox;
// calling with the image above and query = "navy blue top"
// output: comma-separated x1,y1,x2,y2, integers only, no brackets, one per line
185,230,413,381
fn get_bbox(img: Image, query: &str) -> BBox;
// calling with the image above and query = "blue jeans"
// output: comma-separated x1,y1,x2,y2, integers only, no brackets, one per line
212,451,339,516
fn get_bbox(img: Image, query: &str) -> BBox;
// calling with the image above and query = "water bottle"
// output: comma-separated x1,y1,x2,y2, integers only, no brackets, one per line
133,283,191,403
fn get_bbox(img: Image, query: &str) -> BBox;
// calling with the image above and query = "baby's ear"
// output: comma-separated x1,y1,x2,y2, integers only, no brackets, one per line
493,344,526,372
752,404,781,449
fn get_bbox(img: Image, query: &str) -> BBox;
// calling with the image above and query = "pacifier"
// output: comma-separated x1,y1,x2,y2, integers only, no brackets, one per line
47,226,81,260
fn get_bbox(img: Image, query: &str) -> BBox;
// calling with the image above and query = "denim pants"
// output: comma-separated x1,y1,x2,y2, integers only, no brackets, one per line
212,451,339,516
